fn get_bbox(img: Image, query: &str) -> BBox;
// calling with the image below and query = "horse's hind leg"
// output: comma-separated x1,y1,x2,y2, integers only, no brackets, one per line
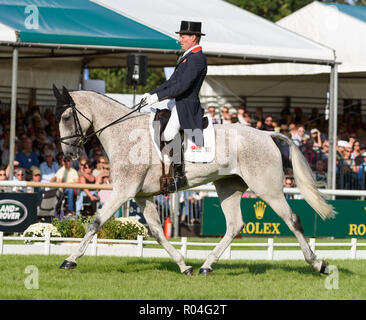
199,176,247,274
135,196,193,275
261,195,329,274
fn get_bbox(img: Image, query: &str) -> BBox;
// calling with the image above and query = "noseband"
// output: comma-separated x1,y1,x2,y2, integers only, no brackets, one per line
58,99,147,149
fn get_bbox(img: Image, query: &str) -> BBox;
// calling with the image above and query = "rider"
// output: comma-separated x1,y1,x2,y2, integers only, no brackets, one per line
142,20,207,192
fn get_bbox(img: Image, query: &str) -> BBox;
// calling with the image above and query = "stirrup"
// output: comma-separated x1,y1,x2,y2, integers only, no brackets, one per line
166,175,187,193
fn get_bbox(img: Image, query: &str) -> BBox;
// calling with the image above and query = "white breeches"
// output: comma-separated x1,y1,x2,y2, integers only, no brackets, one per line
162,105,181,141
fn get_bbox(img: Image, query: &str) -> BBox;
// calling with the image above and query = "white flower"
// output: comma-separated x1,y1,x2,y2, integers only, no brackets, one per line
115,217,148,238
23,222,61,239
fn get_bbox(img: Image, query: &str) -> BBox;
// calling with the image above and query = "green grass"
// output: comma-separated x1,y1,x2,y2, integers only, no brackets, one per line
0,255,365,300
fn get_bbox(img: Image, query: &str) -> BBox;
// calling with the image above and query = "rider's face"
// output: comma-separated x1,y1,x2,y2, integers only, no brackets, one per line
178,34,197,52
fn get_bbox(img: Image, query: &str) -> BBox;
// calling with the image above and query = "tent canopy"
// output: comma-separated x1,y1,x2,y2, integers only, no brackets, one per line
208,1,366,76
0,0,336,68
94,0,336,66
0,0,179,50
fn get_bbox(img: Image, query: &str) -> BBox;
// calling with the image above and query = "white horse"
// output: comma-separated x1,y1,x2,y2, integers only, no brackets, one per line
54,87,335,275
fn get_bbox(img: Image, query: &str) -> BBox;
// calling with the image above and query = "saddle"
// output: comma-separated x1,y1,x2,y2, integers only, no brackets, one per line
153,109,209,194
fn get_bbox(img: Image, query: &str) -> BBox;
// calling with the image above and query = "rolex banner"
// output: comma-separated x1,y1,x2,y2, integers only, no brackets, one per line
0,193,38,233
201,198,366,238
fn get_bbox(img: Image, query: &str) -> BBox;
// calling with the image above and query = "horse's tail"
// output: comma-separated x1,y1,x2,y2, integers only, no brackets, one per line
268,132,335,220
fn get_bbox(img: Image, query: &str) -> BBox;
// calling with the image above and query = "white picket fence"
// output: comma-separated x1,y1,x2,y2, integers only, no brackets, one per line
1,232,365,260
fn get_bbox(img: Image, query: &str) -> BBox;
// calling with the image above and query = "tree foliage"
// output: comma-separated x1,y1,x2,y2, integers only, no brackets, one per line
88,67,166,94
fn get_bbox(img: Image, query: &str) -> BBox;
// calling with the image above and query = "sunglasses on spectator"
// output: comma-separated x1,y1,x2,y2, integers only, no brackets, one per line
0,173,6,176
16,173,24,176
103,167,110,170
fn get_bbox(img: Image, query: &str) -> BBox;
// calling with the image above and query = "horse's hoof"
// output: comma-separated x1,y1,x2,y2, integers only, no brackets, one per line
59,260,77,270
183,267,194,276
320,260,329,275
199,267,212,275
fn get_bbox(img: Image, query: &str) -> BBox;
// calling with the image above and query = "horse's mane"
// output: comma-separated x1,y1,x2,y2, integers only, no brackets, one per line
86,90,133,111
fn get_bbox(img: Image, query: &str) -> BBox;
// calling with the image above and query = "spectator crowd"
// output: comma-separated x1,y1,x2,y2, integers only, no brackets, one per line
1,101,366,221
206,104,366,191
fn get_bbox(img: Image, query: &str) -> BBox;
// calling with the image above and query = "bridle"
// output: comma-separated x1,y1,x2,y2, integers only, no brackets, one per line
58,96,147,149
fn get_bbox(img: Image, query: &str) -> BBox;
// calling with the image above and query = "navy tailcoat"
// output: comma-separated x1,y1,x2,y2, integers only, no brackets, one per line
150,46,207,131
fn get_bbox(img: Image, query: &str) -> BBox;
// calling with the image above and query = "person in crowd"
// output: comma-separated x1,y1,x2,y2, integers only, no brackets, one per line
260,115,274,131
96,163,111,184
317,140,329,168
272,118,281,132
92,155,108,177
353,144,366,174
303,140,318,170
290,123,302,147
13,168,27,192
55,152,64,167
40,150,59,183
230,113,239,123
357,152,366,188
5,160,20,180
310,128,322,151
76,160,98,217
0,167,11,192
206,106,220,124
240,112,252,126
29,167,45,202
297,125,309,148
55,156,79,215
237,105,246,124
220,107,231,124
283,177,294,199
98,173,113,210
315,159,327,187
15,137,39,169
77,156,88,177
351,139,361,161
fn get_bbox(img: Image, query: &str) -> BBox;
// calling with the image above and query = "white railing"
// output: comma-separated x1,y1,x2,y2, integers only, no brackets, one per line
1,232,365,260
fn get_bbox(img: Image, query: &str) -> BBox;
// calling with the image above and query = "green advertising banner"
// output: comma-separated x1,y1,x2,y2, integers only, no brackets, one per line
201,198,366,238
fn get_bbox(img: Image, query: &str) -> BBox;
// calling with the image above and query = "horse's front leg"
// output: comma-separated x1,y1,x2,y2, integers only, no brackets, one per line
59,184,135,269
135,196,193,275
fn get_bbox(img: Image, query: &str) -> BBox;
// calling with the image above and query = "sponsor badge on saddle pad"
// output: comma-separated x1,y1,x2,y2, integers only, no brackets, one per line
149,105,215,163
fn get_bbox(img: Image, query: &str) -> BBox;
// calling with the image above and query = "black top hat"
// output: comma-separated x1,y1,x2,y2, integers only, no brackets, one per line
175,21,205,36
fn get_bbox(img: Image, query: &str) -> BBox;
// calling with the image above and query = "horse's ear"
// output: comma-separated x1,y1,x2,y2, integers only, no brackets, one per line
62,86,75,106
53,84,63,104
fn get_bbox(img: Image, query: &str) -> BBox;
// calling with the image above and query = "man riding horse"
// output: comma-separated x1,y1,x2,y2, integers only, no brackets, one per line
142,20,207,192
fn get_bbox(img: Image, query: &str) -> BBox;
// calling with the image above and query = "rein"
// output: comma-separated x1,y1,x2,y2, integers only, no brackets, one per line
59,99,147,149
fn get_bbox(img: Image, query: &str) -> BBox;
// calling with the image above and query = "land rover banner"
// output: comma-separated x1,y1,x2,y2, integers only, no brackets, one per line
201,198,366,238
0,193,37,232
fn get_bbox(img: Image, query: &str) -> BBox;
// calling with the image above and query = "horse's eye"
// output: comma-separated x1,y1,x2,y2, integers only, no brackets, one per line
62,109,72,121
62,113,71,121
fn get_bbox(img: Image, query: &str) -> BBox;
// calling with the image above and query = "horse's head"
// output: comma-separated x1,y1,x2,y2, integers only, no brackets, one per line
53,85,92,160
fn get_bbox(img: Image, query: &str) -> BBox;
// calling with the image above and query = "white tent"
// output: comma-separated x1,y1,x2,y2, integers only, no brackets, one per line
204,1,366,101
94,0,336,65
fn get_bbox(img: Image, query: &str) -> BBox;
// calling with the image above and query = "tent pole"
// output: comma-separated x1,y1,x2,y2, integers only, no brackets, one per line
327,63,338,197
8,47,18,180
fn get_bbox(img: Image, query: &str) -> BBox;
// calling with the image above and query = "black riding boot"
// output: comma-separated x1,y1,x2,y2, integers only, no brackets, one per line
166,163,188,193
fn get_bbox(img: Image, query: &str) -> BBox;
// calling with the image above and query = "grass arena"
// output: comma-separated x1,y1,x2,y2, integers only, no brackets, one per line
0,250,365,300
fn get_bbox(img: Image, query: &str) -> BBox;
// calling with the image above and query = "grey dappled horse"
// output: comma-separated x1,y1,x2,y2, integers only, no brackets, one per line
55,88,335,275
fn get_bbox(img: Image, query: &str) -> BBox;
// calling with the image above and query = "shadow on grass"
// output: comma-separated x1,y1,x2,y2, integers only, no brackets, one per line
72,257,353,278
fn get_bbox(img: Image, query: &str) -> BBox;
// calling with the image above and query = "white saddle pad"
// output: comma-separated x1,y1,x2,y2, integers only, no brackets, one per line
148,104,215,163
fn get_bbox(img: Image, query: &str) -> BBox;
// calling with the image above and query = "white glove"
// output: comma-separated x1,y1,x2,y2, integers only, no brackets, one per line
145,93,159,106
